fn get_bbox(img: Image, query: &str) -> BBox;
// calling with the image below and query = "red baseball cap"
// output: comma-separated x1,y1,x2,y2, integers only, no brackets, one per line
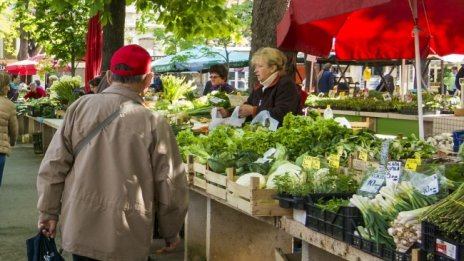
110,44,152,76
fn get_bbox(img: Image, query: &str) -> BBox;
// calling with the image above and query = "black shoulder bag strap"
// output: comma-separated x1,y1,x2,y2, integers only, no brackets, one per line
72,101,139,157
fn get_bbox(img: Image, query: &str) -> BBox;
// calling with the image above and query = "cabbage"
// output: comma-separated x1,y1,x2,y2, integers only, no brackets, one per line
266,161,302,189
235,173,266,188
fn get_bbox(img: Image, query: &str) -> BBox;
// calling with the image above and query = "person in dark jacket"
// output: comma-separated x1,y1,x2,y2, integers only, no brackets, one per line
455,64,464,90
317,63,334,93
203,64,235,95
218,47,301,125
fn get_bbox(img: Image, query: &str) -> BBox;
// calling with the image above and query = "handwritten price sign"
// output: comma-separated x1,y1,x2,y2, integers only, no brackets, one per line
302,156,321,170
328,154,340,169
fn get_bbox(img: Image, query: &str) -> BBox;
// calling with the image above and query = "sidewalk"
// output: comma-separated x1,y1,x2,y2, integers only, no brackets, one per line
0,144,184,260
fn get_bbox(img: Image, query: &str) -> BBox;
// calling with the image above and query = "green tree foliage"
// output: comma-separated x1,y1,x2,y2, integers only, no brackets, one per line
21,0,89,75
0,0,19,58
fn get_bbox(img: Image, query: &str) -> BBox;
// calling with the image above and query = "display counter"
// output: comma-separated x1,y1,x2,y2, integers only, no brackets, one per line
185,187,400,261
26,116,63,153
316,109,464,137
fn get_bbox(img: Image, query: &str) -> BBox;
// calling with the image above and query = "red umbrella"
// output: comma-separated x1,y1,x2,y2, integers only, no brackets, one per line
277,0,464,60
84,13,102,93
277,0,464,139
5,60,38,75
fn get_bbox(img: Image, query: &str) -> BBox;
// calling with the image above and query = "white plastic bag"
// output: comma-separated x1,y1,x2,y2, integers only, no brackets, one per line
226,106,246,127
251,110,279,131
208,107,227,131
208,107,246,131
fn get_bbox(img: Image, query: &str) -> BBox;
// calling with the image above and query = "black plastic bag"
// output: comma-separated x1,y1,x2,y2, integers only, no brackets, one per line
26,231,64,261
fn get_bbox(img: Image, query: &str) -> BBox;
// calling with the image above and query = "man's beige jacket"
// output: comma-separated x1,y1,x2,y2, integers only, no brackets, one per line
37,84,188,261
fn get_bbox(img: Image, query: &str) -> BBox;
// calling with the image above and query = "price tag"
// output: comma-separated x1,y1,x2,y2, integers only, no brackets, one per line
382,92,392,101
416,174,440,196
379,140,391,166
302,156,320,170
339,91,346,97
328,154,340,169
358,150,368,161
360,172,385,193
209,96,225,104
414,152,422,166
386,161,402,184
405,159,418,171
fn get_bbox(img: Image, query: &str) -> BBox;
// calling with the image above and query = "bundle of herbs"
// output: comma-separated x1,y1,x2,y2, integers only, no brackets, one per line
421,182,464,238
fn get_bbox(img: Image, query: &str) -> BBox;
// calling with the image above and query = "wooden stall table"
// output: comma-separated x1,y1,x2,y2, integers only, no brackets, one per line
184,186,399,261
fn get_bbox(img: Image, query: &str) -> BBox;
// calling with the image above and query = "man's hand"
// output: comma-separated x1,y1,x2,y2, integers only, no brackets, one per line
38,219,57,238
155,237,181,254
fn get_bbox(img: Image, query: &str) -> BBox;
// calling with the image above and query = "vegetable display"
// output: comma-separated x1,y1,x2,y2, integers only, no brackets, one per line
421,182,464,237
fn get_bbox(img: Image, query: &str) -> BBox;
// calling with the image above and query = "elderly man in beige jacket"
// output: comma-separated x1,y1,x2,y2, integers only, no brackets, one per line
37,45,188,261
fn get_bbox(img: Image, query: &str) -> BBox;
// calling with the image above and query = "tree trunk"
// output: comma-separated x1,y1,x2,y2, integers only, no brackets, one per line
250,0,294,89
18,24,29,60
101,0,126,73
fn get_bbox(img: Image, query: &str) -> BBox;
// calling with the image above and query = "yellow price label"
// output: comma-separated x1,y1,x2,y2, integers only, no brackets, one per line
328,154,340,169
303,156,320,170
358,150,368,161
339,91,346,97
405,159,418,171
414,152,422,166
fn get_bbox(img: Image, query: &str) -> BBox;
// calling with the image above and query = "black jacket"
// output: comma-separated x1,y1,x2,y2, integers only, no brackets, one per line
246,74,301,125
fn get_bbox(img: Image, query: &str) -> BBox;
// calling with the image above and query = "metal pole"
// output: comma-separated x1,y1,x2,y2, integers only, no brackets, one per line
412,0,425,139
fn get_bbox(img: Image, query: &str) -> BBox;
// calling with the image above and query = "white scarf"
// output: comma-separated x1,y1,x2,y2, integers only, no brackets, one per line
260,71,279,91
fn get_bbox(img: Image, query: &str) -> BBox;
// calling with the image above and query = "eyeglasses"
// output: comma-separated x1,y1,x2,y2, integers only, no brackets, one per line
209,75,220,79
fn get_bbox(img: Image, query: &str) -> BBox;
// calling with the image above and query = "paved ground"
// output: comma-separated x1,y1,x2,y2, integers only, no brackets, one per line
0,144,184,261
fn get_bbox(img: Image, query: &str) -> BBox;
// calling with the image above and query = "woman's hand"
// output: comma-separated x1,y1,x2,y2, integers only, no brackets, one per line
217,107,230,118
239,104,254,118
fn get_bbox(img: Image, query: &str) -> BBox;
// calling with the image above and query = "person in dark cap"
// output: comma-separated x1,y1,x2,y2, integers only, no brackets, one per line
36,44,188,261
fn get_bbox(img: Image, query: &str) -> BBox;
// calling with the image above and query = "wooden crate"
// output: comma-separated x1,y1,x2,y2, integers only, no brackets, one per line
350,117,372,130
191,161,228,200
351,159,379,171
226,170,292,216
205,169,228,200
184,155,194,184
192,161,207,190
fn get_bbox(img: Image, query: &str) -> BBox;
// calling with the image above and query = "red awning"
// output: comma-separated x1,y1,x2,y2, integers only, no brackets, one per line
5,60,38,75
277,0,464,60
84,13,102,92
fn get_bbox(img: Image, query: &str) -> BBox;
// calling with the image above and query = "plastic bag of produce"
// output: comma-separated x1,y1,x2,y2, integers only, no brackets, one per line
251,110,279,131
226,106,246,127
208,107,226,131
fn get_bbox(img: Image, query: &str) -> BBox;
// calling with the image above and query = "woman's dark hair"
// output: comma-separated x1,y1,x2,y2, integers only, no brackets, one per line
88,76,102,87
209,64,229,80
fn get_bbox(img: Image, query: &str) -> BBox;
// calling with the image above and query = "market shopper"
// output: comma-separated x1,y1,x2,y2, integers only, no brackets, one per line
36,44,189,261
87,75,102,94
218,47,301,125
455,64,464,90
96,70,111,93
24,82,47,99
7,74,20,101
317,63,335,94
203,64,235,95
0,72,18,187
